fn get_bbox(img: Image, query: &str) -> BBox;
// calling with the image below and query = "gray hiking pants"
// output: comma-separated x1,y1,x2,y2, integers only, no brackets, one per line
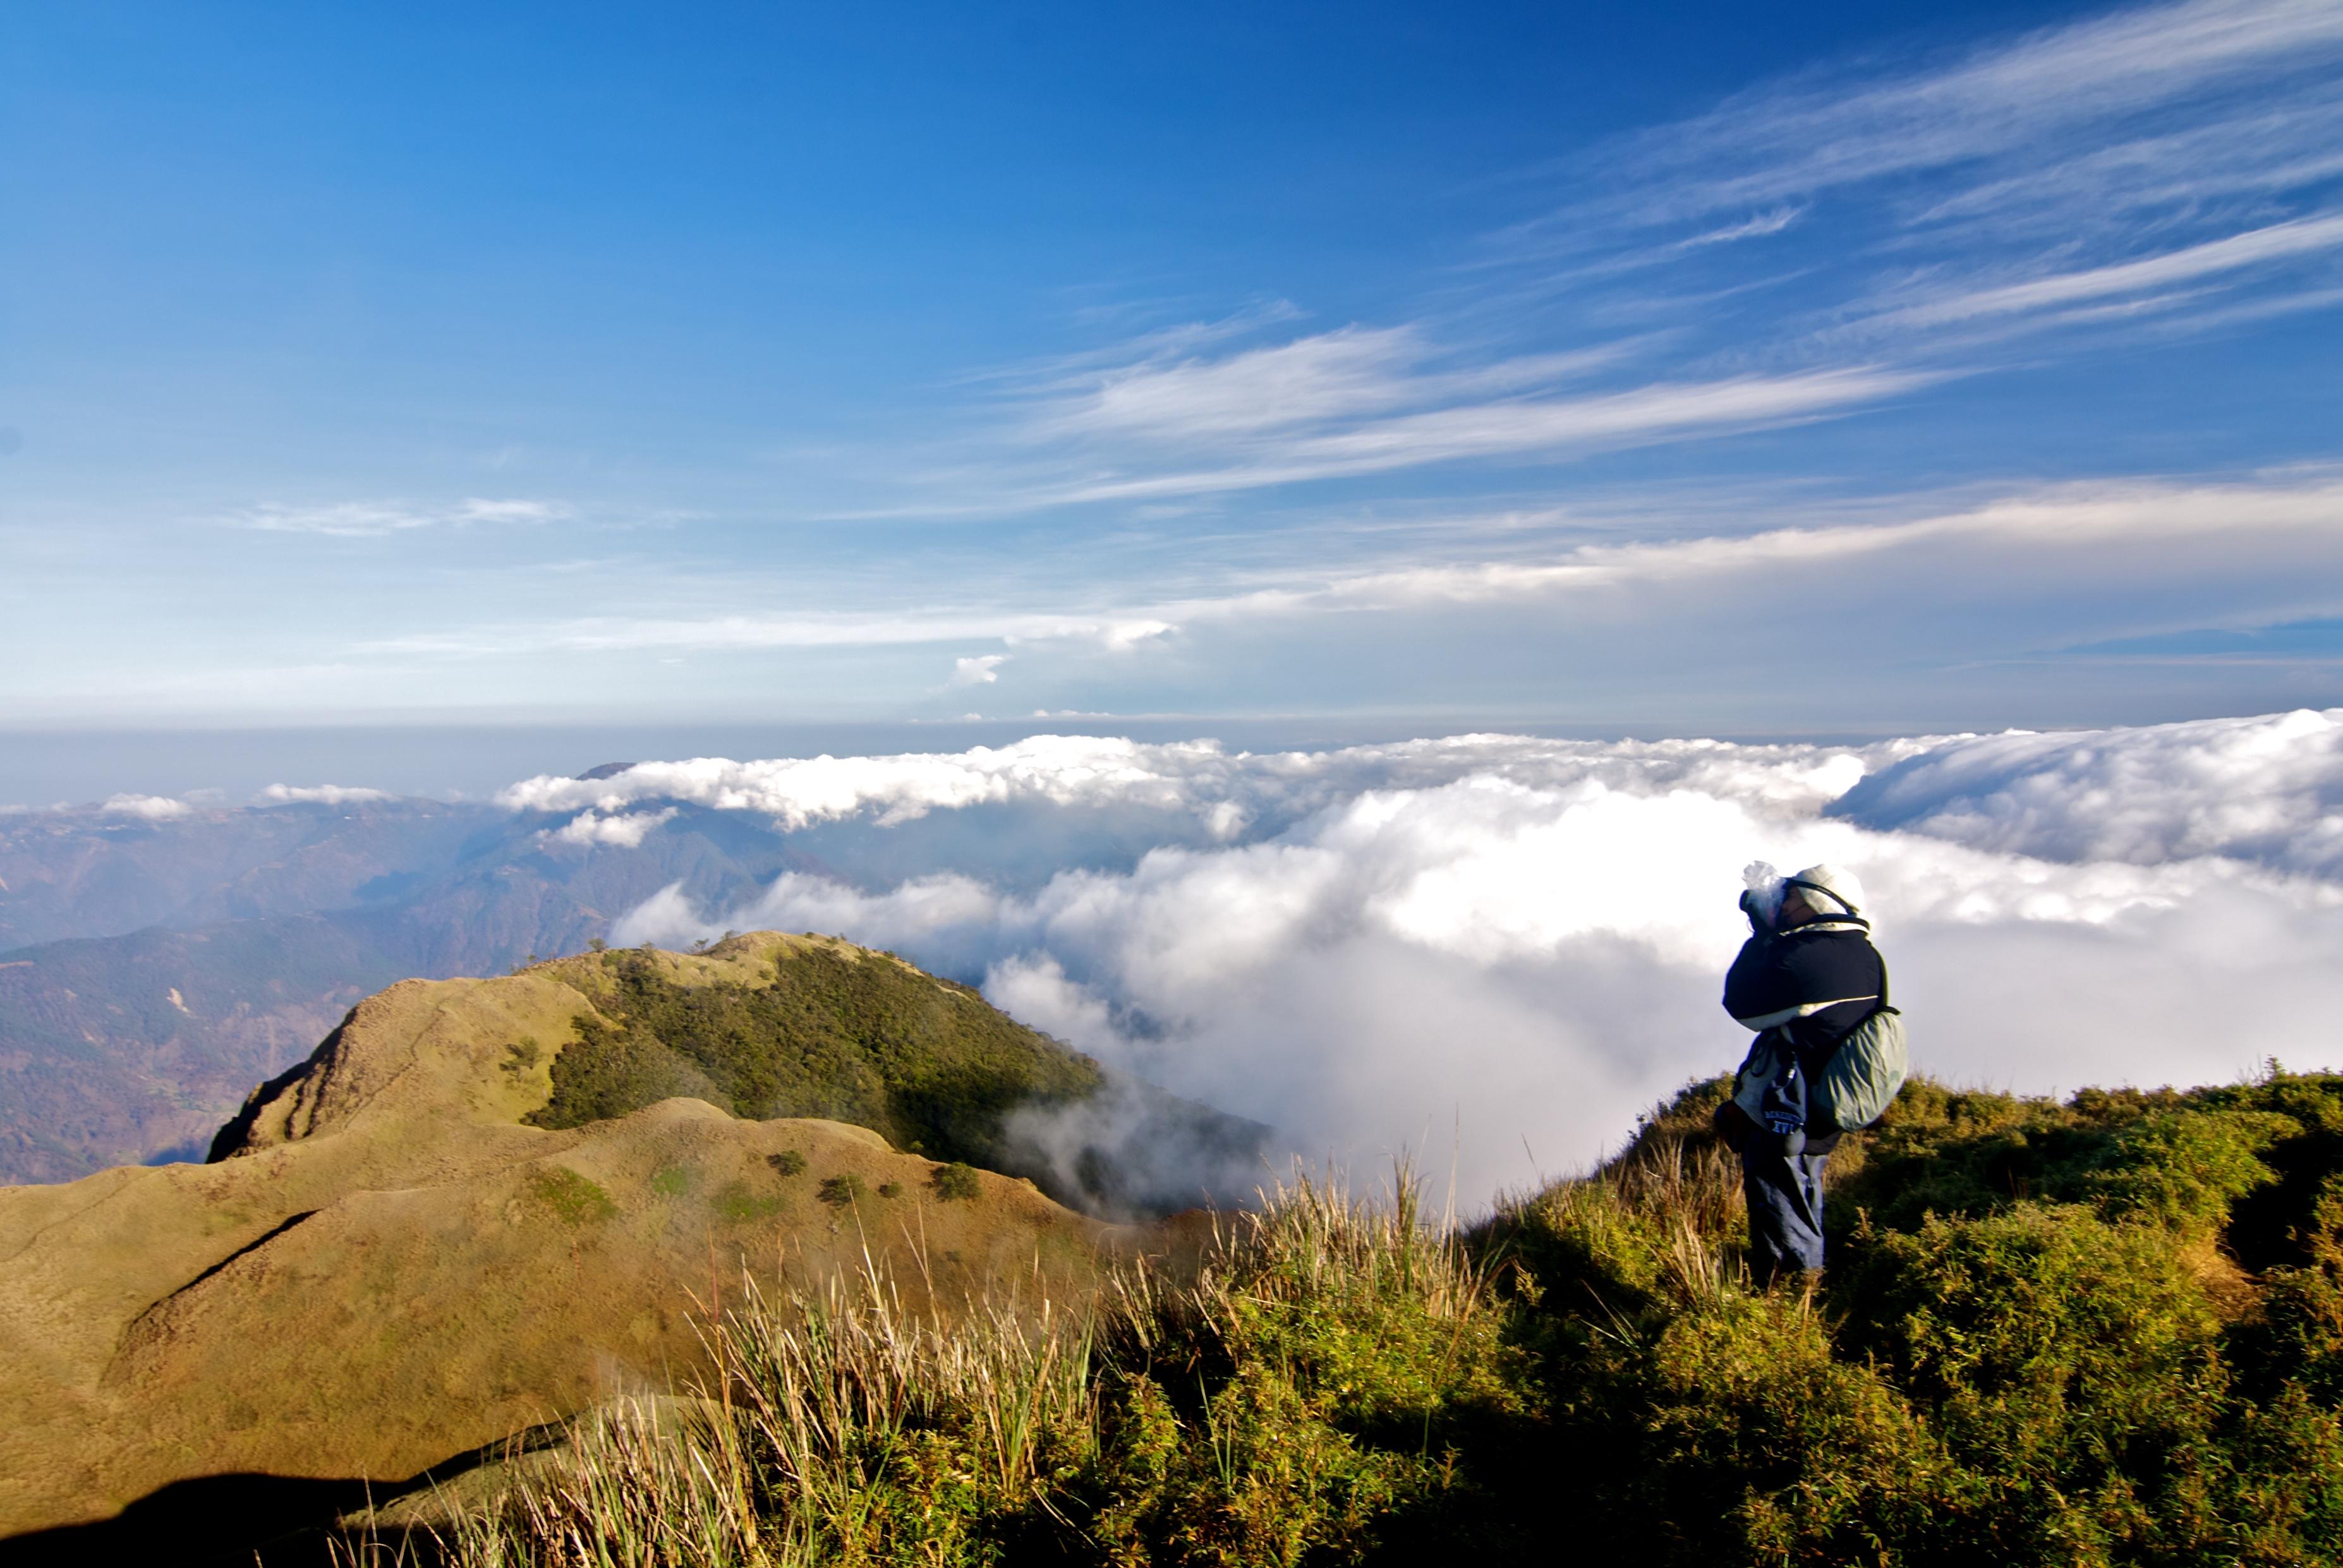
1741,1143,1829,1276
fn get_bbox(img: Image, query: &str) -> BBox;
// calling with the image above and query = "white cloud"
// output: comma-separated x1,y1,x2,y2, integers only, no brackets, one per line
1676,206,1806,248
1874,212,2343,330
1581,0,2343,229
1010,363,1932,506
257,783,394,805
1904,99,2343,238
1483,0,2343,369
1295,473,2343,608
949,654,1009,687
1037,326,1431,441
544,807,679,848
352,473,2343,695
605,708,2343,1205
1835,708,2343,873
227,498,567,538
505,737,1252,829
363,610,1174,658
504,731,1886,836
99,793,193,820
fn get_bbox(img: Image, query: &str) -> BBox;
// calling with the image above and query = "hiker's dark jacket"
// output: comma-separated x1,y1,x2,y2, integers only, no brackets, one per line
1722,919,1885,1058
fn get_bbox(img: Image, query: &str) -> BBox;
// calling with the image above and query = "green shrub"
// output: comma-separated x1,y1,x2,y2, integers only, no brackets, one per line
931,1161,981,1202
765,1149,808,1177
2081,1109,2289,1234
1834,1203,2229,1559
818,1173,868,1208
1623,1294,1948,1560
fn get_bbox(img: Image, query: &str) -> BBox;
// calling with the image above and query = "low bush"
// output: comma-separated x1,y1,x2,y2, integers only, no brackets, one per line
815,1173,868,1209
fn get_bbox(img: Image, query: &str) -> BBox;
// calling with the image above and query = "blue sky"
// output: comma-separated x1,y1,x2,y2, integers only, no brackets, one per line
4,0,2342,735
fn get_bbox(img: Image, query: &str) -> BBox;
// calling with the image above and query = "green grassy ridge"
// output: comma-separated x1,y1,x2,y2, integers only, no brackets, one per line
416,1068,2343,1567
526,943,1107,1174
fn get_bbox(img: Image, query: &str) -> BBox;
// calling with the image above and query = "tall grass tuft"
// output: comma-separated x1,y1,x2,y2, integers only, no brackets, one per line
413,1165,1503,1567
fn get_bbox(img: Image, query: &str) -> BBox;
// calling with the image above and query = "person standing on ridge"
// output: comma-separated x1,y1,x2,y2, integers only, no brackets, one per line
1716,864,1886,1279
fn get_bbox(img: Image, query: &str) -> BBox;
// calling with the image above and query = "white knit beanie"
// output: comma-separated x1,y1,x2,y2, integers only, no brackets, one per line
1785,863,1865,917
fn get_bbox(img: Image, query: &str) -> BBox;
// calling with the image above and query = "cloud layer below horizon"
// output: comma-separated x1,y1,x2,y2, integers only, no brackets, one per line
565,708,2343,1204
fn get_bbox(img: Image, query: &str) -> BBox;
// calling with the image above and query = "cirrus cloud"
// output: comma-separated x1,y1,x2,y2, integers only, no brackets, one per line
226,498,569,538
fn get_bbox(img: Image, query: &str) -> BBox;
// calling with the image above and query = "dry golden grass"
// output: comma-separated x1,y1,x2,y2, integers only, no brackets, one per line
337,1167,1501,1568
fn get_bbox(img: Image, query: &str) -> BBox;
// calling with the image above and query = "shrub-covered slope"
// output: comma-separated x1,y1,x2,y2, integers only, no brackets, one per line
1486,1070,2343,1565
523,942,1105,1172
428,1068,2343,1568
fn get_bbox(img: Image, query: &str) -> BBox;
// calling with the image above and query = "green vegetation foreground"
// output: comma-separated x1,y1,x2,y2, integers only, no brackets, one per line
394,1068,2343,1567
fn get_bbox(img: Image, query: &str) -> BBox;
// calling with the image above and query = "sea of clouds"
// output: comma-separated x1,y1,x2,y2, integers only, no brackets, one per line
500,709,2343,1205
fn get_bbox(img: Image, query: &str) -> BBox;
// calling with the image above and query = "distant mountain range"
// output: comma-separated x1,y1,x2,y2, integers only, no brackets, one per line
0,790,837,1182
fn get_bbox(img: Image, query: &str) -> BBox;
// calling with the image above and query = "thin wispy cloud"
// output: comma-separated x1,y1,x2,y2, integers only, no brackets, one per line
344,473,2343,715
227,498,569,537
1502,0,2343,364
1031,326,1429,440
1867,211,2343,329
363,609,1177,658
815,1,2342,529
904,356,1932,513
1023,327,1645,445
1561,0,2343,231
1677,207,1807,249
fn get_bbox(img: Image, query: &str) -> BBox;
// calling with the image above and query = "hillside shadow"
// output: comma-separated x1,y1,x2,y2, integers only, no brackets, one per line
0,1414,579,1565
0,1473,401,1565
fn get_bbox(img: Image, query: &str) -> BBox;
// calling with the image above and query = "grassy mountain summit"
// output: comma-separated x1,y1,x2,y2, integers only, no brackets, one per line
210,933,1108,1166
210,932,1256,1214
0,934,1146,1553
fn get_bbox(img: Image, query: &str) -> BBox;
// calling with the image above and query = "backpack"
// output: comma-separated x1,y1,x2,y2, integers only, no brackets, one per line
1812,1002,1908,1131
1731,958,1908,1137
